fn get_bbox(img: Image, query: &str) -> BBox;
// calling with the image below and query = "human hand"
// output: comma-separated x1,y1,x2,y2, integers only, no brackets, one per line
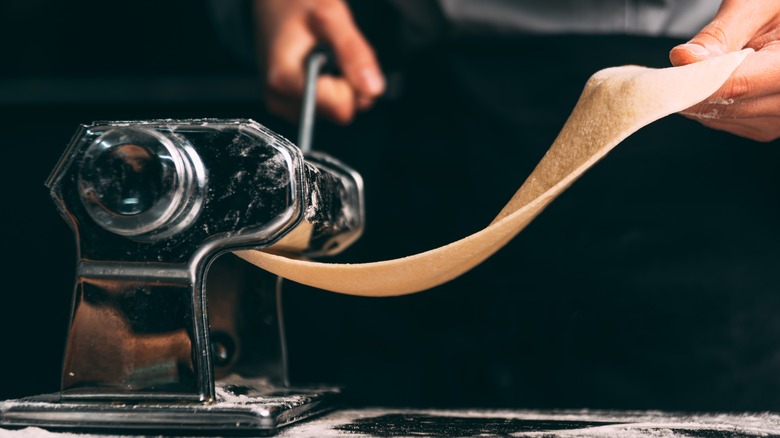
669,0,780,142
254,0,385,124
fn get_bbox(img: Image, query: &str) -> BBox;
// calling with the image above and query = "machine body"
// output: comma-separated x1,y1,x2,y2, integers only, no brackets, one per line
0,118,364,434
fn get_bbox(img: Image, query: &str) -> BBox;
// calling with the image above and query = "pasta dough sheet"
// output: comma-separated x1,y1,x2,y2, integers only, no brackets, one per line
236,50,751,297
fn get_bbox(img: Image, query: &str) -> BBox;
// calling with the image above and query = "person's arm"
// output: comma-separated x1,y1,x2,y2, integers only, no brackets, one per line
669,0,780,142
254,0,385,124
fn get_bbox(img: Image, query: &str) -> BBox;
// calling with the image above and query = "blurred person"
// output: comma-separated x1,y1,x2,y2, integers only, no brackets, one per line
209,1,780,410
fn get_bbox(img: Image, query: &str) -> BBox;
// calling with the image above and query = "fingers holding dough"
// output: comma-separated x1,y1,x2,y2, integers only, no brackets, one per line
237,50,750,297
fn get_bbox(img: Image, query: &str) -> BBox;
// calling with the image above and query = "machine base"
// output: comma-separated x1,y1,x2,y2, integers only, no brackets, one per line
0,380,340,436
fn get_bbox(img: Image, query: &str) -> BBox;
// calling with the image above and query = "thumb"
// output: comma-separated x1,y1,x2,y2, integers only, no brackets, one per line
670,1,765,66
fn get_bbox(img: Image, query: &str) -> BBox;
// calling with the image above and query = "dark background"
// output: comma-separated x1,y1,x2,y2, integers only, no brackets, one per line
2,0,780,414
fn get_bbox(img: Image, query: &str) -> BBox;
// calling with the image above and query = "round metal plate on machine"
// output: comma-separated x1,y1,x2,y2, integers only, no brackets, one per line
78,126,205,241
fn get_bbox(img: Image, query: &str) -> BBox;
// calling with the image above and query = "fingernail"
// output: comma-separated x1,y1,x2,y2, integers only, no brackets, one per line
361,68,385,96
681,43,710,57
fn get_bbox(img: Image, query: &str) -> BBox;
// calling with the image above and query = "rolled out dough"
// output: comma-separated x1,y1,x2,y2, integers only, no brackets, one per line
236,50,751,297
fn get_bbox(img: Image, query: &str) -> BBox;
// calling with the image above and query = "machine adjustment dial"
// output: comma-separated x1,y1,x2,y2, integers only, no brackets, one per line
78,126,205,240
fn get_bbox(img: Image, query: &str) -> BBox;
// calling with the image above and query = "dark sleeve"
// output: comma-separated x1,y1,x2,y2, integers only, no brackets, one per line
204,0,256,68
